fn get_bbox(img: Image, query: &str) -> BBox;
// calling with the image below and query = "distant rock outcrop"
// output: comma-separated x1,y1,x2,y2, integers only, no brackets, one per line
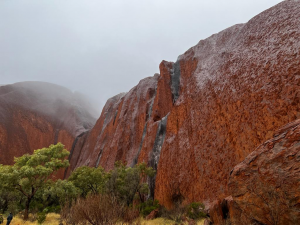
0,81,97,178
228,119,300,225
68,0,300,208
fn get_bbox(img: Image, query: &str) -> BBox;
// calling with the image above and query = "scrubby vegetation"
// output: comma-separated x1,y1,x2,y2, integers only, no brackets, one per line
0,143,70,220
0,143,206,224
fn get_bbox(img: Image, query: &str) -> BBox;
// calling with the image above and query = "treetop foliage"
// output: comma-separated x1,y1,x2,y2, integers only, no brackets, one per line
0,143,70,219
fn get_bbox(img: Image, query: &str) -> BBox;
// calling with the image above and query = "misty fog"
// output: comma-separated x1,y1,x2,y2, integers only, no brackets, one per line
0,0,283,114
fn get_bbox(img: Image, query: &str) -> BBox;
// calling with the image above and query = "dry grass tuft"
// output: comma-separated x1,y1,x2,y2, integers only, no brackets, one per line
5,213,205,225
5,213,61,225
139,218,205,225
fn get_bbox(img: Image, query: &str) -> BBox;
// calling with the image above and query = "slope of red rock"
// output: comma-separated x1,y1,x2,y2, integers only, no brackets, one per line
0,81,97,178
70,0,300,208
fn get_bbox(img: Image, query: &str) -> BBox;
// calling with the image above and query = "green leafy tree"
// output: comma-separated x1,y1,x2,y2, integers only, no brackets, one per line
68,166,108,197
0,169,24,214
45,179,79,206
106,162,155,205
68,162,155,206
186,202,207,220
34,179,79,214
139,199,160,216
0,143,69,220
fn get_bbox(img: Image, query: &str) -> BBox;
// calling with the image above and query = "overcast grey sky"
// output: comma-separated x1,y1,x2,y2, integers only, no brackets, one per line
0,0,283,113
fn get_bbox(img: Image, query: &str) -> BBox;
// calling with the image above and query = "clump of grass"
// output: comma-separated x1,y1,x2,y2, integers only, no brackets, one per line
7,213,205,225
5,213,61,225
139,218,205,225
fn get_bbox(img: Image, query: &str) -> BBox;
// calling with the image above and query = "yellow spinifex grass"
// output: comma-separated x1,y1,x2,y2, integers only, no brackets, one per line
139,218,205,225
6,214,205,225
4,213,61,225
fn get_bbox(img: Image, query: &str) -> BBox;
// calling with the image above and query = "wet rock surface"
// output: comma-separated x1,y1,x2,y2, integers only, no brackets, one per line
69,76,160,170
228,119,300,225
2,3,300,220
156,0,300,207
0,81,96,178
68,0,300,209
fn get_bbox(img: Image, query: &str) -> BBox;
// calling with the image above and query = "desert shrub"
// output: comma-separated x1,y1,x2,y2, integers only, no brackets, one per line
186,202,207,220
61,194,138,225
139,199,160,216
122,206,140,224
105,162,155,206
160,204,186,224
37,211,47,224
69,162,155,207
68,166,107,197
61,202,77,225
44,205,61,214
160,201,207,223
159,191,187,223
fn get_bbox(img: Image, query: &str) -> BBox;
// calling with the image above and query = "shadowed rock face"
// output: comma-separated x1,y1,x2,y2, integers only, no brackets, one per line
67,75,160,172
69,0,300,208
0,81,97,178
228,119,300,225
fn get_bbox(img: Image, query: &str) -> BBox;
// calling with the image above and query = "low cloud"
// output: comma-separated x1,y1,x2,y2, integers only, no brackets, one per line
0,0,282,113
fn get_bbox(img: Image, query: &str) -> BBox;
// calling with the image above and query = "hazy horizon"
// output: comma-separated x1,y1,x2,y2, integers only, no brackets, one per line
0,0,283,114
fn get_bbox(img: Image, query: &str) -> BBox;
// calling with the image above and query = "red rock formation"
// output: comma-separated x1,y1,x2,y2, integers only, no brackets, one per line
70,0,300,209
68,75,159,172
145,209,159,220
228,119,300,224
0,82,96,178
155,0,300,207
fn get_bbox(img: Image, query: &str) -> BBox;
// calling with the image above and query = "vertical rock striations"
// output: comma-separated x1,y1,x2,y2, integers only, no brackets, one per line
155,0,300,207
69,75,161,170
69,0,300,209
148,114,169,199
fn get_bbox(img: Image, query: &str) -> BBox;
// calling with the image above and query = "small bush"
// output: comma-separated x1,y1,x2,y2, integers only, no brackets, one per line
139,199,160,216
37,212,47,224
160,204,186,224
61,194,140,225
123,206,140,223
44,205,61,213
160,201,207,223
186,202,207,220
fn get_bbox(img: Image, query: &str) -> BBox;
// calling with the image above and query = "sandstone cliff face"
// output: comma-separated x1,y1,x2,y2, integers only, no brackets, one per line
70,0,300,207
68,76,159,173
227,119,300,225
0,82,96,178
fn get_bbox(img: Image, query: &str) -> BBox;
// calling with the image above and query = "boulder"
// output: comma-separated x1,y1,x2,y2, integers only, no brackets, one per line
228,119,300,224
146,209,159,220
209,200,225,224
208,196,251,225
